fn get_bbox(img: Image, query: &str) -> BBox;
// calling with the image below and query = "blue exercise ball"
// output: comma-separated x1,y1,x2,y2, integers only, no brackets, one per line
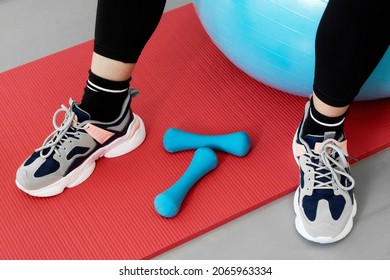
192,0,390,100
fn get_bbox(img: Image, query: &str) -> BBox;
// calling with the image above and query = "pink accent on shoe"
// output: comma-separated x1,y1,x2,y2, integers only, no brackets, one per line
294,143,307,158
295,139,348,160
129,117,140,139
314,140,348,154
85,123,115,144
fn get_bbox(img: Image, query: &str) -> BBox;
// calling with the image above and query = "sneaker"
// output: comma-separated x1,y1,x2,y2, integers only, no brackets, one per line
15,88,146,197
292,102,356,243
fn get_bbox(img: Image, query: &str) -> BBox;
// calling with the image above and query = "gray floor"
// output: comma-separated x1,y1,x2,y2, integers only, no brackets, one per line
1,0,389,259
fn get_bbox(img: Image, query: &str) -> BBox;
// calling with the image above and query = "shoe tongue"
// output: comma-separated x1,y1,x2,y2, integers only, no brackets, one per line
71,102,91,124
303,131,336,151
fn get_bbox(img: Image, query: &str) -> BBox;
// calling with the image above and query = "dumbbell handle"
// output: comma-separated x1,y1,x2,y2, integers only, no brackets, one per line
164,128,250,157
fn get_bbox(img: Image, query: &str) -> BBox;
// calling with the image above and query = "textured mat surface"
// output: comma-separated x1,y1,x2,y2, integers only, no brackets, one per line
1,4,390,259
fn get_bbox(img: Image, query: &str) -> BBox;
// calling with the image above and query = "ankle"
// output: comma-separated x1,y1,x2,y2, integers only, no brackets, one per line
301,97,348,137
312,92,349,118
80,71,131,122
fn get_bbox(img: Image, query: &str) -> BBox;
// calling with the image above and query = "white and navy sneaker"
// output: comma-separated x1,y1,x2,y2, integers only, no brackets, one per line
293,102,356,243
16,88,145,197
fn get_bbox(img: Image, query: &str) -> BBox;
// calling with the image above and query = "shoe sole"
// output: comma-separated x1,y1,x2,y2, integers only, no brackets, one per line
16,114,146,197
292,130,357,244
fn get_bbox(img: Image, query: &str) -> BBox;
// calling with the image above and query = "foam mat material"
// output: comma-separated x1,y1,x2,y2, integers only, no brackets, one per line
1,4,390,259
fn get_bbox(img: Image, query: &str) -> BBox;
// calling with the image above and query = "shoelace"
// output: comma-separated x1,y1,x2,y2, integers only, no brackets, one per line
309,139,355,191
35,99,82,158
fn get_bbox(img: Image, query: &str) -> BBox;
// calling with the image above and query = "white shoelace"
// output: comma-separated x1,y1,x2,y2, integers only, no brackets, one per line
35,100,82,158
310,139,355,191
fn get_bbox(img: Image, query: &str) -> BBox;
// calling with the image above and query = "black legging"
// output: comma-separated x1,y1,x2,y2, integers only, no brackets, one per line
314,0,390,107
92,0,389,106
94,0,166,63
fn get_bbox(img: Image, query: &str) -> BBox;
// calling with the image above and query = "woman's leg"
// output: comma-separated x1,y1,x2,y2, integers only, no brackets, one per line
294,0,389,244
80,0,167,122
16,0,167,196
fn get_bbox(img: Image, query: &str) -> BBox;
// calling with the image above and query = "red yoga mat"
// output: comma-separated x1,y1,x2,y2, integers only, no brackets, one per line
1,4,390,259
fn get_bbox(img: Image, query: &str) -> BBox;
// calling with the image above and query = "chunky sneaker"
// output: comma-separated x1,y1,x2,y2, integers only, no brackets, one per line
16,88,145,197
292,102,356,243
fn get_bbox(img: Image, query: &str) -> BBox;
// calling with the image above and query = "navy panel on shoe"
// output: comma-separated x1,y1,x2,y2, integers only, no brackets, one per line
303,190,346,221
24,151,40,166
327,194,346,220
34,157,60,178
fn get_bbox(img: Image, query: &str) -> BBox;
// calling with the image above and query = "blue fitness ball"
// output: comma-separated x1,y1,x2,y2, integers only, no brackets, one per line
192,0,390,100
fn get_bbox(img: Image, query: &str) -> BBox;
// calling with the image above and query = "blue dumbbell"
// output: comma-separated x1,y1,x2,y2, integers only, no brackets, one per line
163,128,251,157
154,147,218,218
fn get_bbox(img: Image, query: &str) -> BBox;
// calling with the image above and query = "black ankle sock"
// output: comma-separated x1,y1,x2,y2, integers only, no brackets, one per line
80,71,131,122
302,98,348,137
